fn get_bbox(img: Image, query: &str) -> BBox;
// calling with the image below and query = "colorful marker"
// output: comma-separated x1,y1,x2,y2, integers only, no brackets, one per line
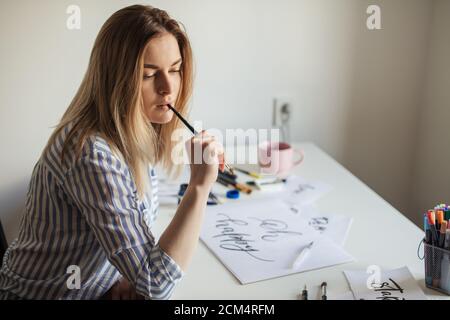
437,210,444,232
427,211,439,246
424,216,433,285
439,221,448,248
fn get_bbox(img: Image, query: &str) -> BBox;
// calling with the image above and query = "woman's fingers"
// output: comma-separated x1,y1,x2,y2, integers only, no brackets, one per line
218,153,225,172
188,132,224,164
204,138,225,166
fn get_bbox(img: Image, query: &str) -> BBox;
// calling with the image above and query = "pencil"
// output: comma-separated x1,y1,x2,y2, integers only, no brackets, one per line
234,167,262,179
168,104,235,175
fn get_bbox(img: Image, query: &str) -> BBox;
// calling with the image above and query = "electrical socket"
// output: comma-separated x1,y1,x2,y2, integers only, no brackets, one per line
272,97,292,127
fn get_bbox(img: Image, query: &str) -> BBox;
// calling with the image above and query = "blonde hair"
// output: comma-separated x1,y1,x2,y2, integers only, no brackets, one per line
46,5,193,197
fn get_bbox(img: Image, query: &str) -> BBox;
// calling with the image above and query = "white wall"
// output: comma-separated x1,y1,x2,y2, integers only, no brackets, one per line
410,0,450,226
0,0,440,242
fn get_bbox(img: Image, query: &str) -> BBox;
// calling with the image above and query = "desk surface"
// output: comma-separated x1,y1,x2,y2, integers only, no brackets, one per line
153,142,448,300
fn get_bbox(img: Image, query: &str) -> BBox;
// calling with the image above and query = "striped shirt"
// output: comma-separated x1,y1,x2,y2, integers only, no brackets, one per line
0,124,184,300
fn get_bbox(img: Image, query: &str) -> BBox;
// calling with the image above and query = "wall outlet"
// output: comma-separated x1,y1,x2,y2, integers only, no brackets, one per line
272,97,293,143
272,97,292,127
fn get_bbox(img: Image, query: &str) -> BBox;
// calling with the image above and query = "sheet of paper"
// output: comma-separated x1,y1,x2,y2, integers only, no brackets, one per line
201,198,354,284
344,266,427,300
282,176,333,206
288,205,353,246
330,291,356,300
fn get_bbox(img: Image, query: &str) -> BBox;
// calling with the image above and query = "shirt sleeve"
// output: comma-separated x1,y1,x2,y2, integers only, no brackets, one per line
63,141,184,300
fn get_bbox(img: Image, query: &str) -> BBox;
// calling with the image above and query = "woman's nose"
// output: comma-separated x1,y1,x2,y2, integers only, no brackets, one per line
156,73,173,96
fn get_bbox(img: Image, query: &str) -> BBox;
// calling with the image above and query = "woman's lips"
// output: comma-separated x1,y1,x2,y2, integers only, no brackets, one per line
157,104,169,110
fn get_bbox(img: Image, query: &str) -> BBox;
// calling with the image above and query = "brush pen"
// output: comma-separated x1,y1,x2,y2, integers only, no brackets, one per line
427,211,439,246
437,210,444,233
167,104,235,175
424,215,433,286
218,171,238,181
233,167,262,179
216,177,233,188
217,175,252,194
439,221,447,248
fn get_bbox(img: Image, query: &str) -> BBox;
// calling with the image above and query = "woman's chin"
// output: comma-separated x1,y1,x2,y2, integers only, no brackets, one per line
144,104,175,124
146,112,174,124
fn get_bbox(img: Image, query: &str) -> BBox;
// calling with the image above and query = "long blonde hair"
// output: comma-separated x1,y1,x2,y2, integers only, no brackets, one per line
46,5,193,197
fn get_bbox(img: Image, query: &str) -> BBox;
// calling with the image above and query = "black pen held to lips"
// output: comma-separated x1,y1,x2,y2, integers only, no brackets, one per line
167,104,235,175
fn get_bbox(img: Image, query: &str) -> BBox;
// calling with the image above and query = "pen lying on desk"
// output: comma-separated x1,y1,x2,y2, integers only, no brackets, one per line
233,167,262,179
291,241,314,269
321,282,327,300
301,285,308,300
217,175,253,194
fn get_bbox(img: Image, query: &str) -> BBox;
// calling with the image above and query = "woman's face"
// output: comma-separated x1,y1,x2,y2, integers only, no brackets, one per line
141,32,182,124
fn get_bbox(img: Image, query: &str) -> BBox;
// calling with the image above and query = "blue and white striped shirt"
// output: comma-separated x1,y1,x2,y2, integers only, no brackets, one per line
0,124,184,299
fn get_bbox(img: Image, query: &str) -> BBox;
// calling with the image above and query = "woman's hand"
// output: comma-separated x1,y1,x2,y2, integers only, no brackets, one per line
108,277,145,300
185,130,225,188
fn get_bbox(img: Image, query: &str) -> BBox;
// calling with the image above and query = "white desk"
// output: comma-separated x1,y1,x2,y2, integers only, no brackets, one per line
153,142,448,300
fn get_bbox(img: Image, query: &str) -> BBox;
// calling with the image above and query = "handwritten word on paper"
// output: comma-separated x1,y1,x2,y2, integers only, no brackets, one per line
201,198,354,284
344,267,426,300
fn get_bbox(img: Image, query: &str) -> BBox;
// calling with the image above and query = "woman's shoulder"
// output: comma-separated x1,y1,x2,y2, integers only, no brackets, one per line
78,132,130,172
42,122,128,177
80,134,131,172
83,133,115,158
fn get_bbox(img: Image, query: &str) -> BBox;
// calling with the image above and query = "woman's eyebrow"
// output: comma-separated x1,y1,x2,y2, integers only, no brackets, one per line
144,58,182,69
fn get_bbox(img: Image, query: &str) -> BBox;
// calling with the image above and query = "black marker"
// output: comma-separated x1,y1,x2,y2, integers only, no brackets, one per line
301,285,308,300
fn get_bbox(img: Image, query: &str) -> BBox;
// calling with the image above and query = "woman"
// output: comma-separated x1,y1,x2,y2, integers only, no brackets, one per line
0,4,224,300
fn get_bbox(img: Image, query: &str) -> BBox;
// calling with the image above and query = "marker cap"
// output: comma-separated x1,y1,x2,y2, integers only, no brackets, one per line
226,190,240,199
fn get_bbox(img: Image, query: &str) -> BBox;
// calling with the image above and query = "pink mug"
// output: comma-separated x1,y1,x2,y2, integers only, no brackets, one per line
258,141,304,176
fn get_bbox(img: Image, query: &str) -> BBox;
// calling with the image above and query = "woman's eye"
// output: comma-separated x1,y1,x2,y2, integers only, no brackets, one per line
143,70,180,79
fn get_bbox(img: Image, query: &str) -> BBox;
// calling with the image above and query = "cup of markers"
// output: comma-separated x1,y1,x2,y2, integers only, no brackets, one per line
422,203,450,295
